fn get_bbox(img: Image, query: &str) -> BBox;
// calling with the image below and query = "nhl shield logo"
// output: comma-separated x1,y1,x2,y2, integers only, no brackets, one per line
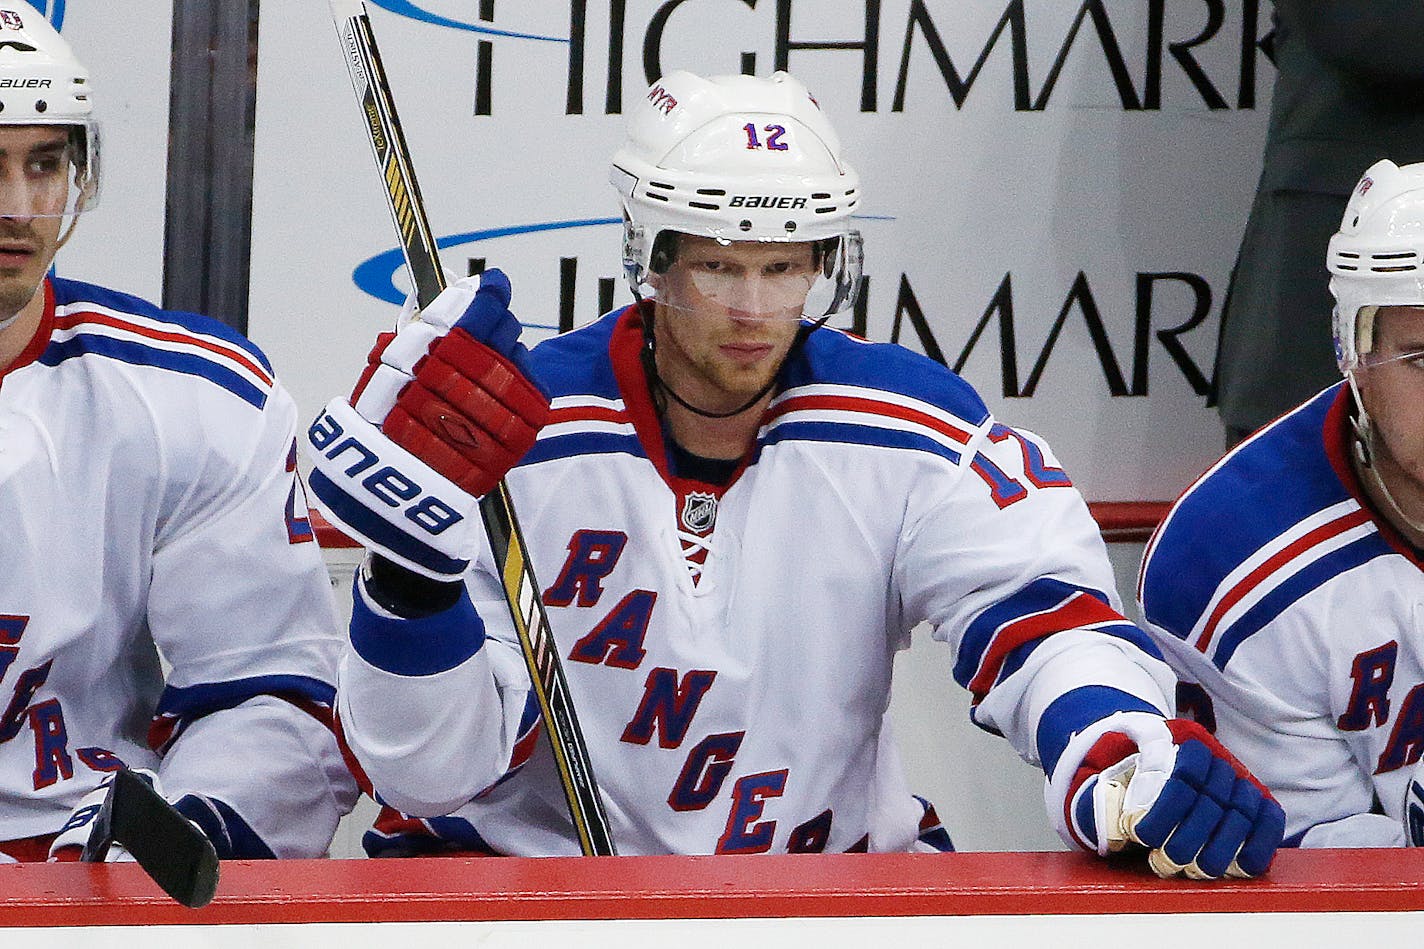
680,491,718,533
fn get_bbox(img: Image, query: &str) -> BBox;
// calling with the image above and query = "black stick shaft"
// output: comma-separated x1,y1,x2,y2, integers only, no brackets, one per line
329,0,615,856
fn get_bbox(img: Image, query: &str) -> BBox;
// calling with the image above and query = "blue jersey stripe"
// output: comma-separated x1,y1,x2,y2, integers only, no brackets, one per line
350,575,486,677
787,326,992,427
1036,685,1163,775
995,621,1162,691
1140,386,1347,640
155,674,336,720
520,431,647,467
52,277,274,374
955,578,1113,688
1210,532,1392,669
759,419,963,464
40,334,268,409
363,816,501,857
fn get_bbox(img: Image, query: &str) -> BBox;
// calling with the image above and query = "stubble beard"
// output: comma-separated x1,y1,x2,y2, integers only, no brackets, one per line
0,274,37,326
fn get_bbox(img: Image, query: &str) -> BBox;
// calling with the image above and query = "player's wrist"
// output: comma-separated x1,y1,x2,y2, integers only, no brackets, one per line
350,561,487,677
364,553,465,618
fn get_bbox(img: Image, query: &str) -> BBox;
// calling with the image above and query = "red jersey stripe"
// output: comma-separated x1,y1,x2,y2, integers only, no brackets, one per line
1195,507,1372,654
55,310,274,387
766,393,973,445
968,593,1125,698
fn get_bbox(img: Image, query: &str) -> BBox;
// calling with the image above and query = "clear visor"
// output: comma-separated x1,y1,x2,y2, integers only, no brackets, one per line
631,230,862,323
0,124,99,219
1358,347,1424,371
1353,304,1424,370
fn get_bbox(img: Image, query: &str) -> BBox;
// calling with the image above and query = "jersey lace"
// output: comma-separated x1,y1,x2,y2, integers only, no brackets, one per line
676,526,717,592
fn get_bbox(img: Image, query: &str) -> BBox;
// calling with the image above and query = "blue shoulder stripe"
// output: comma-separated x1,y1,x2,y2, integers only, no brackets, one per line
759,419,963,464
786,327,991,426
1140,386,1347,640
527,310,623,401
39,334,268,409
51,277,272,372
1209,532,1392,669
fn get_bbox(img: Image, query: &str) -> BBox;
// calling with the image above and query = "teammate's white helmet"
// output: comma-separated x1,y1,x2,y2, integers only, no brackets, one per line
1327,159,1424,373
0,4,99,216
609,70,861,319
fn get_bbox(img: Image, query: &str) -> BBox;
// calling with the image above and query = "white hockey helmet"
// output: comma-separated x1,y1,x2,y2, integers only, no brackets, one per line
609,70,862,320
1327,159,1424,374
0,4,98,217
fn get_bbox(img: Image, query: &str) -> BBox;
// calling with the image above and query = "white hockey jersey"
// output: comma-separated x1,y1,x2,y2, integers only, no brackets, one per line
337,304,1176,856
1139,383,1420,847
0,278,357,858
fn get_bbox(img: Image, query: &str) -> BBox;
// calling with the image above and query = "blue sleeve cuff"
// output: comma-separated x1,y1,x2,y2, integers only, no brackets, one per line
1037,685,1161,775
350,572,486,676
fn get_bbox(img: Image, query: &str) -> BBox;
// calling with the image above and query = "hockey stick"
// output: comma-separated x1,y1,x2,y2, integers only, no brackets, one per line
81,768,220,909
329,0,616,857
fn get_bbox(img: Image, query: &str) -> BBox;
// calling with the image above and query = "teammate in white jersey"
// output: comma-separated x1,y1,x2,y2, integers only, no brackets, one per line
0,8,357,861
309,71,1283,874
1139,159,1424,848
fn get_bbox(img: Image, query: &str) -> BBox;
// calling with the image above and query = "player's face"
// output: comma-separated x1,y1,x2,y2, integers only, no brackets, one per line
1357,305,1424,489
652,236,815,412
0,126,71,318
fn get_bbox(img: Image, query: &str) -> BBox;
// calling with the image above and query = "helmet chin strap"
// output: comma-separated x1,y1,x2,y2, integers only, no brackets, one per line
1345,371,1374,466
636,291,828,421
1346,370,1424,537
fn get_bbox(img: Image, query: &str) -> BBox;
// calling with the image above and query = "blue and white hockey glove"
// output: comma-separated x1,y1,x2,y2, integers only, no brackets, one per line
1048,712,1285,879
304,269,549,579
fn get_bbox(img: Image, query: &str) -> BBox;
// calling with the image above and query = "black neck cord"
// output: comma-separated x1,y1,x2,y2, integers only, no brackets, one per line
636,296,827,420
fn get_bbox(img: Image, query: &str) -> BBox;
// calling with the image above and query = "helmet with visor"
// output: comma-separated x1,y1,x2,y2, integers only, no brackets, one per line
610,70,861,323
1328,159,1424,376
0,5,98,222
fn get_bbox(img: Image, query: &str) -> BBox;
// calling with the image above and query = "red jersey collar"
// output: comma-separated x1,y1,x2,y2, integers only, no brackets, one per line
0,279,55,385
607,302,756,497
1322,383,1424,568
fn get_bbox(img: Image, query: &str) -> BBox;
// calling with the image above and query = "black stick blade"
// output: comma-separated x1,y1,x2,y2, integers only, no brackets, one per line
82,769,220,909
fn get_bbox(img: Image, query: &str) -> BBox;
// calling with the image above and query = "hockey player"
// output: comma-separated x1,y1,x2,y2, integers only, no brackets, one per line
1139,159,1424,847
309,70,1284,874
0,10,357,860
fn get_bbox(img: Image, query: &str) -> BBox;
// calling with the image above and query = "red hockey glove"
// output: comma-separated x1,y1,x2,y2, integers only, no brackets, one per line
353,268,549,498
304,269,548,579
